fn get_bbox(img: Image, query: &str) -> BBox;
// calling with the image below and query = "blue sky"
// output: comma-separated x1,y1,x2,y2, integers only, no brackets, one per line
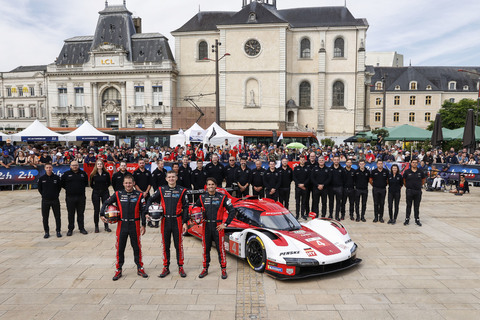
0,0,479,71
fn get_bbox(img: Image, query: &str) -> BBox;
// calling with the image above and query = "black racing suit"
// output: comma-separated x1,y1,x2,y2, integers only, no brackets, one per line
61,169,89,232
147,185,189,267
194,192,236,269
354,169,370,219
101,190,146,270
90,171,111,229
278,166,293,209
404,168,425,221
310,166,330,217
371,168,389,220
293,164,310,219
38,173,62,233
388,173,403,221
328,165,346,220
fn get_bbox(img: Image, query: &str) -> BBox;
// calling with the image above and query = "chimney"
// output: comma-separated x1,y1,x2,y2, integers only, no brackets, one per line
133,17,142,34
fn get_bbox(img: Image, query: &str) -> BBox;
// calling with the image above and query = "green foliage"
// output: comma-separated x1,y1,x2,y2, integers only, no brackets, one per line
412,139,432,151
321,138,335,147
426,121,435,131
443,139,463,152
371,128,389,138
436,99,478,129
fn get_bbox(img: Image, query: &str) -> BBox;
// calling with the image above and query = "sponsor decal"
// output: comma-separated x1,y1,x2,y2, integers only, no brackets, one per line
305,237,322,242
279,251,300,256
345,239,352,244
286,268,295,275
293,230,306,234
264,211,284,216
335,242,348,250
267,265,283,273
304,248,317,257
229,240,239,256
308,212,317,219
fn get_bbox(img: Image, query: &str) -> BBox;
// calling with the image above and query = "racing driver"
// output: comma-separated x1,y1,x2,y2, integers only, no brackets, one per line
100,174,148,281
193,177,236,279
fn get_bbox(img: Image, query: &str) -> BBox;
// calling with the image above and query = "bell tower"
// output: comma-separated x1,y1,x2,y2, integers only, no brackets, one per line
242,0,277,8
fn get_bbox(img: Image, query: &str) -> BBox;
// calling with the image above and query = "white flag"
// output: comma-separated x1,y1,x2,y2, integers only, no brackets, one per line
277,133,284,142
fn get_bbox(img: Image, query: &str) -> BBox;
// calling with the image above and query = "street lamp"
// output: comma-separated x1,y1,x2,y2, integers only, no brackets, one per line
205,39,230,126
458,69,480,126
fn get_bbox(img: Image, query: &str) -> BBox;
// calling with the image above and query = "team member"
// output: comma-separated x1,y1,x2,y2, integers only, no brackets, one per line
192,160,208,201
354,160,370,222
369,159,389,223
112,161,129,191
133,159,152,226
305,152,318,214
194,178,236,279
387,164,403,224
146,171,189,277
311,157,330,218
90,159,112,233
178,157,193,189
38,163,62,238
263,160,280,201
205,154,225,187
328,156,345,220
293,156,310,219
234,156,252,197
342,159,356,221
277,158,293,209
224,156,238,191
100,174,148,281
61,161,89,236
403,159,426,226
251,160,265,198
151,159,167,190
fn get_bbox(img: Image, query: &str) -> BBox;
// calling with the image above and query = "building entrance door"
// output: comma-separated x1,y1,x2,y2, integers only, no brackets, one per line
106,114,119,129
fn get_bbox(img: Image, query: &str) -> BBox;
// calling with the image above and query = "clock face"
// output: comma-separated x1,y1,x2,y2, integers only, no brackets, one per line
244,39,261,56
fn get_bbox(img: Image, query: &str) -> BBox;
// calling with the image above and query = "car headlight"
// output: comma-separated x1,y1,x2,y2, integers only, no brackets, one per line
283,258,319,266
350,243,357,255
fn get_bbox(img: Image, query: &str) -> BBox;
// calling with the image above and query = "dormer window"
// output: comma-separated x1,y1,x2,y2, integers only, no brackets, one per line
448,81,456,90
395,85,401,90
463,85,469,91
409,81,417,90
375,81,383,90
248,12,257,22
426,85,432,90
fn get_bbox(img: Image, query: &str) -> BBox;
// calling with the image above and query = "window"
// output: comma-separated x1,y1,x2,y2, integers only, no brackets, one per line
75,88,84,107
154,119,163,128
448,81,456,90
299,81,311,107
135,86,144,106
18,107,25,118
463,85,469,91
375,98,382,105
287,111,294,123
18,87,23,97
29,87,35,96
60,119,68,128
6,88,12,97
410,81,417,90
58,88,67,107
39,85,43,96
394,96,400,105
102,87,121,105
375,81,383,90
425,96,432,105
409,96,416,105
153,86,163,106
75,119,84,127
135,118,144,128
375,112,381,122
426,85,432,90
300,38,311,58
425,112,431,122
11,87,17,94
393,112,399,122
7,107,14,118
198,41,208,60
30,106,37,118
395,85,401,90
332,81,345,107
449,98,455,103
409,112,415,122
334,37,344,57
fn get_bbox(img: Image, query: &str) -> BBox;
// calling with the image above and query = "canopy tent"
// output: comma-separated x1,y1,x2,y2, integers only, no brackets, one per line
10,120,66,142
202,122,243,147
383,124,431,141
184,123,206,143
63,121,114,142
0,132,10,142
170,129,186,148
448,126,480,141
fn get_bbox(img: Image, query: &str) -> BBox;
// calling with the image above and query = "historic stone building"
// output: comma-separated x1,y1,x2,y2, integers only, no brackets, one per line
369,66,480,129
172,0,370,137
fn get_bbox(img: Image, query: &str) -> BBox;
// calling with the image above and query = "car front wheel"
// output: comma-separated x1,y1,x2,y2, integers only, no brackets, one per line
246,235,266,272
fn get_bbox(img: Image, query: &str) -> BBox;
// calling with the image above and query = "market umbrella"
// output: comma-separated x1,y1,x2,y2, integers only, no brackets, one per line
286,142,306,149
463,109,476,152
431,113,444,147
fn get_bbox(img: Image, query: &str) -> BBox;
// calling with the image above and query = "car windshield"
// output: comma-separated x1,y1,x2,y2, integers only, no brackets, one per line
260,212,302,231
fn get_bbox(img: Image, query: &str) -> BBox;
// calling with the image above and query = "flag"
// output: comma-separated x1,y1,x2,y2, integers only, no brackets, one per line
208,127,217,141
277,133,283,142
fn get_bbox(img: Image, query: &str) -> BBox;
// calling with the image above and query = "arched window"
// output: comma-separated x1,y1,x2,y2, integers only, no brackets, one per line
410,81,417,90
154,119,163,128
300,38,311,58
135,118,144,128
60,119,68,128
287,111,294,123
332,81,345,107
299,81,311,107
375,81,383,90
75,119,84,127
198,41,208,60
102,87,121,105
334,37,344,57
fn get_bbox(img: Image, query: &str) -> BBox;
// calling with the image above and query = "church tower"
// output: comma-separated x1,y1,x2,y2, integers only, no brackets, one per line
242,0,277,8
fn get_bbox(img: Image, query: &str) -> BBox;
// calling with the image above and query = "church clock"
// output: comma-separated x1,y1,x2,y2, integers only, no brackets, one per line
244,39,261,56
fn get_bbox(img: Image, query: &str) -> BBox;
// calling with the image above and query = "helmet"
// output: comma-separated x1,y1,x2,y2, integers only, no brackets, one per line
190,207,204,225
105,205,120,224
148,203,163,222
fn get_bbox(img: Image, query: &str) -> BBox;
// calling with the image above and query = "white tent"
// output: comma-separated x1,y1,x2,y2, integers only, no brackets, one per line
64,121,115,142
10,120,66,142
184,123,206,143
0,132,10,142
202,122,243,147
170,129,186,148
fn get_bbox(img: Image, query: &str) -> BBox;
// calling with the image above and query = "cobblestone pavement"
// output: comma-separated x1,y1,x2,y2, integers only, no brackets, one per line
0,187,480,319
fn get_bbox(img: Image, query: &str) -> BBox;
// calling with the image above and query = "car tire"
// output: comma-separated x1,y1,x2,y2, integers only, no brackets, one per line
246,235,266,272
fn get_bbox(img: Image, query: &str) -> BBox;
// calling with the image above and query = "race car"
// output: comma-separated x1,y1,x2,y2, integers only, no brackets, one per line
187,189,361,280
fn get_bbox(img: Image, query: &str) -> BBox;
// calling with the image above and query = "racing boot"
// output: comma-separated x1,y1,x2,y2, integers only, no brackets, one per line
137,267,148,278
404,219,409,226
159,267,170,278
221,268,228,280
199,268,208,278
112,269,122,281
178,266,187,278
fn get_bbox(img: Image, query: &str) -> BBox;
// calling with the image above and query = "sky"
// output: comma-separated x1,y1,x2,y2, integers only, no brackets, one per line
0,0,479,72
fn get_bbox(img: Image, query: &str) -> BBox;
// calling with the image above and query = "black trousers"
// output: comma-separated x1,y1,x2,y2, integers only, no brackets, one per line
328,186,343,219
92,190,109,228
115,221,143,270
355,189,368,218
294,186,307,218
405,189,422,220
342,187,356,217
41,198,61,233
304,184,313,213
372,188,386,219
312,187,328,217
238,186,250,198
388,190,401,220
66,195,86,231
265,188,278,201
161,216,184,267
202,222,226,269
278,188,290,209
252,187,264,199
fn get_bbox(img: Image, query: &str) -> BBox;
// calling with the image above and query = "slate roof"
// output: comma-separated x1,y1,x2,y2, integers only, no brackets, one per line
371,67,480,92
9,65,47,73
173,3,367,33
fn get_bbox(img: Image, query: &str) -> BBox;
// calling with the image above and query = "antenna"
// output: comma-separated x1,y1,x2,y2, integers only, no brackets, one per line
105,0,108,7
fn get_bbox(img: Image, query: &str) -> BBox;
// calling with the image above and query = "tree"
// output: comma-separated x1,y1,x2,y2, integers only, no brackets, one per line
426,98,478,130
